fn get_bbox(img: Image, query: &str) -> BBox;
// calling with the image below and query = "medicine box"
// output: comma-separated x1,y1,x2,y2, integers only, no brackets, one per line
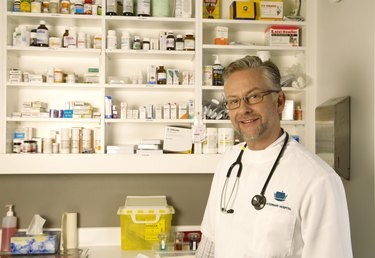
265,25,300,47
215,26,228,45
203,0,220,19
163,126,192,153
10,231,60,255
258,0,283,20
117,196,174,250
230,1,256,20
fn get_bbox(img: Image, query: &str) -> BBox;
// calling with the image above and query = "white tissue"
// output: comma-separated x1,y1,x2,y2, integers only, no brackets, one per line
26,214,46,235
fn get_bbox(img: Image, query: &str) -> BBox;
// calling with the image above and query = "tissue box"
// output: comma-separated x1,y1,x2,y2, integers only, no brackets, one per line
10,231,60,254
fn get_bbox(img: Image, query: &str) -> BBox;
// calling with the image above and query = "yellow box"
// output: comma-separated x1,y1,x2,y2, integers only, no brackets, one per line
118,205,174,250
230,1,256,20
203,0,220,19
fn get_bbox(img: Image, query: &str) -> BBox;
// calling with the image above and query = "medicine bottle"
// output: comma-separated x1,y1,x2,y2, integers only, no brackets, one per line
94,34,102,49
74,0,84,14
107,30,117,50
132,36,141,50
36,20,49,47
42,0,50,13
106,0,117,15
294,106,303,120
218,128,234,154
142,37,150,50
123,0,134,16
156,65,167,84
166,31,175,50
83,0,92,14
77,31,86,48
203,128,218,154
13,0,21,12
175,35,184,51
31,1,42,13
30,28,37,46
62,27,69,48
49,0,59,13
121,31,131,50
60,0,70,14
137,0,150,16
184,32,195,51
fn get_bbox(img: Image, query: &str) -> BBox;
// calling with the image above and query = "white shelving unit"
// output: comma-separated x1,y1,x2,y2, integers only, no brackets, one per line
0,0,314,174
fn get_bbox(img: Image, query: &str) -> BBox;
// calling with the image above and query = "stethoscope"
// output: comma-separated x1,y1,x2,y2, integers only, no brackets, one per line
220,131,289,213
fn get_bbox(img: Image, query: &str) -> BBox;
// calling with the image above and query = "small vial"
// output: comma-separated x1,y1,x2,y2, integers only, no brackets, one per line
187,233,200,251
158,233,168,251
142,37,150,50
174,232,184,251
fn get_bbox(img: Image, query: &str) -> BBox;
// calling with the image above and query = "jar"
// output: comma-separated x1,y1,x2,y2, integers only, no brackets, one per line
203,128,218,154
217,128,234,154
42,1,50,13
142,37,150,50
175,35,184,51
94,34,102,49
166,31,175,50
121,31,131,50
75,0,84,14
31,1,42,13
54,69,64,83
13,142,22,153
84,0,92,14
61,0,70,14
49,0,59,13
184,32,195,51
132,35,141,50
23,140,37,153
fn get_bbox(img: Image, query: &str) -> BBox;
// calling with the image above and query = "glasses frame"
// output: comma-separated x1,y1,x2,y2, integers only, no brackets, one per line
224,90,280,110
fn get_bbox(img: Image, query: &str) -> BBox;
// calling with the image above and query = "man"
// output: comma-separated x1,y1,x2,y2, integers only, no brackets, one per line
196,56,352,258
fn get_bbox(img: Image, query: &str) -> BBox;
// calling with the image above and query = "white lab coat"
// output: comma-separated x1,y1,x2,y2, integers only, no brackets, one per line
200,134,353,258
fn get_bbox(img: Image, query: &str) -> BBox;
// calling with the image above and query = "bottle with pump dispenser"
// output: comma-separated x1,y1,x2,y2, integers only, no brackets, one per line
212,55,223,86
1,205,17,252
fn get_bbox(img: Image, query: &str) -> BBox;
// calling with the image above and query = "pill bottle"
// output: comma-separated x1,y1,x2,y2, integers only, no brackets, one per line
31,1,42,13
132,35,141,50
175,35,184,51
94,34,102,49
142,37,150,50
75,0,84,14
83,0,92,14
203,128,218,154
121,31,131,50
42,1,49,13
13,142,22,153
49,0,59,13
166,31,175,50
156,65,167,84
13,0,21,12
62,27,69,48
36,20,49,47
217,128,234,154
54,69,64,83
60,0,70,14
184,32,195,51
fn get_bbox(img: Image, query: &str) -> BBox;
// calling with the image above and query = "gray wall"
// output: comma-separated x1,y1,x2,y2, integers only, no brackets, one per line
316,1,375,257
0,174,213,228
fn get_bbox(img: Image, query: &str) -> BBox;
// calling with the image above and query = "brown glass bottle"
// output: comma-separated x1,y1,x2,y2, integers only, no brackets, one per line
157,66,167,84
62,27,69,48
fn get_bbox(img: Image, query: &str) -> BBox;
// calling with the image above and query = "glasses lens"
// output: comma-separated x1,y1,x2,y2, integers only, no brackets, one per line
225,99,240,110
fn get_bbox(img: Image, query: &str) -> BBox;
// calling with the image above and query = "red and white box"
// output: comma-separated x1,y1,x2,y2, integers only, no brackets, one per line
265,25,300,47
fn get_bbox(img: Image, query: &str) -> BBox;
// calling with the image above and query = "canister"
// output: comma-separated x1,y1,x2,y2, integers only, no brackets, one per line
203,128,218,154
54,69,64,83
218,128,234,154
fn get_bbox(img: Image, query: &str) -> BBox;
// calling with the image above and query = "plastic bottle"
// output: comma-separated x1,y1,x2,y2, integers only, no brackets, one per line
123,0,134,16
137,0,150,16
184,32,195,51
1,205,17,252
107,30,117,50
106,0,117,15
36,20,49,47
121,31,131,50
212,55,223,86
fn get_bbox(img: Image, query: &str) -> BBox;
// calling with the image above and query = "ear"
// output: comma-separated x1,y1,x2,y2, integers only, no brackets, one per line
276,91,286,115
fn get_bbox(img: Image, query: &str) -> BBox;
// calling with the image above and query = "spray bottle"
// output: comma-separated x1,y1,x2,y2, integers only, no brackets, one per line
212,55,223,86
1,205,17,252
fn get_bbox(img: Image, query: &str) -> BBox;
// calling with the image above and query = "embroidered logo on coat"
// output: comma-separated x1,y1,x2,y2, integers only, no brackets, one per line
274,191,287,201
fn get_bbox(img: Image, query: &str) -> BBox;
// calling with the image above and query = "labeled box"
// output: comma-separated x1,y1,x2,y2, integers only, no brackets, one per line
230,1,256,20
258,0,283,20
203,0,220,19
163,126,192,153
11,232,60,255
265,25,300,47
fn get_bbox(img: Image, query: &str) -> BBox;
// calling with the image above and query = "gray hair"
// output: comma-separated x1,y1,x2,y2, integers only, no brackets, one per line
223,55,281,90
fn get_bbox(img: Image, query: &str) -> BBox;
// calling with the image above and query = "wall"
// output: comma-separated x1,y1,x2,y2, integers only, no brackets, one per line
0,174,213,228
316,1,375,257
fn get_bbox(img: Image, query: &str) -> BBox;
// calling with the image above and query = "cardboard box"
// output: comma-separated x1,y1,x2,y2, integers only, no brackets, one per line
265,25,300,47
230,1,256,20
215,26,228,45
258,0,283,20
203,0,220,19
163,126,192,153
11,232,60,255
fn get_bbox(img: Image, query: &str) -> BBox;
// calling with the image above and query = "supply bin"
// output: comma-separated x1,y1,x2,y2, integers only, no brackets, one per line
117,196,174,250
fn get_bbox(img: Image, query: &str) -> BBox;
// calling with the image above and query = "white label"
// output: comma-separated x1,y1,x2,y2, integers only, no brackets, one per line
137,0,150,15
184,39,194,50
36,29,48,45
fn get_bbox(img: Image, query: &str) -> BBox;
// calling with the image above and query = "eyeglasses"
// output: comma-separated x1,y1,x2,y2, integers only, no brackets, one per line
224,90,280,110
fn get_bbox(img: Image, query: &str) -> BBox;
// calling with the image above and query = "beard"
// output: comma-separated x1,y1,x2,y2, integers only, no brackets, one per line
234,121,267,143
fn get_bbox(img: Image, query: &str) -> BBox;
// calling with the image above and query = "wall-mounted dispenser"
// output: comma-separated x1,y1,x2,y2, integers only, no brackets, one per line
315,96,350,179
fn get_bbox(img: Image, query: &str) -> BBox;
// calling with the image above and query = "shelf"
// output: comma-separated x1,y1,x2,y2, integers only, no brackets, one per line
106,49,195,60
105,84,195,90
105,118,193,124
7,82,103,89
202,19,306,32
6,117,101,123
202,44,306,55
7,46,101,57
0,153,221,174
204,120,305,126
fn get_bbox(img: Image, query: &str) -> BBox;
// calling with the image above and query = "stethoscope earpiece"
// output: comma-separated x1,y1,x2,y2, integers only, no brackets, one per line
251,194,267,210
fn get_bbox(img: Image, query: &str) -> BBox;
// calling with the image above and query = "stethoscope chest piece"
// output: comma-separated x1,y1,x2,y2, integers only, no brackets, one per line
251,194,266,210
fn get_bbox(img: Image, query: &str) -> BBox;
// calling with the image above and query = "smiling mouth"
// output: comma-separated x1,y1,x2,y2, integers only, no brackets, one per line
241,118,259,124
